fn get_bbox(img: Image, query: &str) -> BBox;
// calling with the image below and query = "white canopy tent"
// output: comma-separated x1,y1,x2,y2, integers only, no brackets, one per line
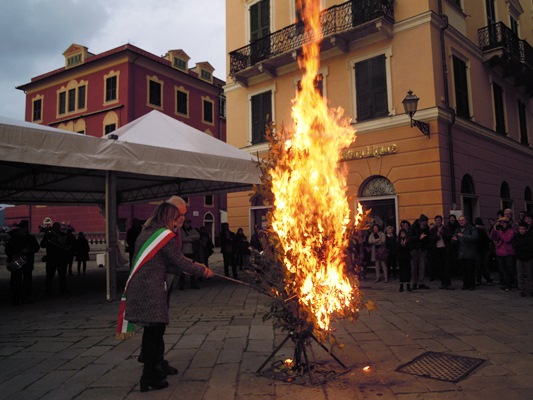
0,112,260,300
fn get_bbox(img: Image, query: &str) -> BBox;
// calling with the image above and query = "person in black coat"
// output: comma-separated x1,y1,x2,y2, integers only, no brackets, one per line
40,222,71,295
5,220,40,305
512,222,533,297
396,228,412,292
75,232,90,275
408,214,431,289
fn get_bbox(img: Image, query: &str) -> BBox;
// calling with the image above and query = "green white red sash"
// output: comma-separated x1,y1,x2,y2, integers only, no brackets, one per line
116,228,175,339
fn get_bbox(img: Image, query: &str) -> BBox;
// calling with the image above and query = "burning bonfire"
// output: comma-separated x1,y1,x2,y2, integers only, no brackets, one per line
249,0,374,384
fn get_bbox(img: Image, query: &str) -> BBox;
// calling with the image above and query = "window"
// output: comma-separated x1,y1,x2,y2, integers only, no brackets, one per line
500,181,512,210
148,78,162,108
201,69,212,81
355,55,388,122
58,92,66,115
78,85,86,110
453,56,470,118
173,57,187,71
205,195,214,207
104,124,116,135
518,100,528,145
32,98,42,122
510,16,519,35
250,0,270,64
105,76,117,102
485,0,496,25
251,90,272,144
219,95,226,119
67,88,76,112
203,98,214,124
250,0,270,41
67,53,82,67
58,81,86,116
493,82,505,134
176,89,188,116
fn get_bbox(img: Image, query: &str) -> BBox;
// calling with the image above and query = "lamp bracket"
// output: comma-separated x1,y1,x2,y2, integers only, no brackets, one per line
412,118,430,138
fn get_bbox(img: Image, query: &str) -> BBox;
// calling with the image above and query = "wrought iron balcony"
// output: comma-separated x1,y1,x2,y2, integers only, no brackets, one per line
478,22,533,96
229,0,394,85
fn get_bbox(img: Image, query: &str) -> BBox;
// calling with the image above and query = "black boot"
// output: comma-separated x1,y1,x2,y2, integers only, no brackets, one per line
407,283,412,292
140,366,168,393
399,283,404,292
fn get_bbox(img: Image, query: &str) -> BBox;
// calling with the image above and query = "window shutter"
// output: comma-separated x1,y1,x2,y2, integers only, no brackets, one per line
453,56,470,118
355,59,371,122
372,55,388,118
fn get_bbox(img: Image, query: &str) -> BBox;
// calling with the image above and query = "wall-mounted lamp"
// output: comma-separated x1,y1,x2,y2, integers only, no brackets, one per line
402,90,430,138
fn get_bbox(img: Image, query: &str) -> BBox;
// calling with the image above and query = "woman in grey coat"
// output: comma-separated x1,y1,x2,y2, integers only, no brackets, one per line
124,199,213,392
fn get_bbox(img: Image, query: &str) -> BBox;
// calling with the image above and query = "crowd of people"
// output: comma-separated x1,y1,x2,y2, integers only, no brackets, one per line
349,208,533,296
3,220,91,305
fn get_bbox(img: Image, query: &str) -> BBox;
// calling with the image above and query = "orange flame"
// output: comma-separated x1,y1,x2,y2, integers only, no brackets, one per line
269,0,357,331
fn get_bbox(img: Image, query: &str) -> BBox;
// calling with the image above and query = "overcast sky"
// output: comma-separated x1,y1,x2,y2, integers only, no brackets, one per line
0,0,226,121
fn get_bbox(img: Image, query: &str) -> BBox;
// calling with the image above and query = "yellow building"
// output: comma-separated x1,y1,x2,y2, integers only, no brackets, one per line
225,0,533,233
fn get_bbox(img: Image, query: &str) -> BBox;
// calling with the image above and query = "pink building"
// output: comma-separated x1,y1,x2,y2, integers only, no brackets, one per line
8,43,227,241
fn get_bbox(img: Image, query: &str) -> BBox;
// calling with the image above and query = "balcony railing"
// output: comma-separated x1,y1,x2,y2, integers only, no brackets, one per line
478,22,533,70
230,0,394,76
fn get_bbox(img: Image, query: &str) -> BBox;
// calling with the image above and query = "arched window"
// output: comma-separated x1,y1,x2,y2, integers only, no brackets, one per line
359,176,396,197
461,174,475,194
500,181,512,211
525,186,533,213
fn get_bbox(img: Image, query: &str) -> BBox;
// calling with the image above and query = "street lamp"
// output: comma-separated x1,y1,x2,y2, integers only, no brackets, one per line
402,90,430,138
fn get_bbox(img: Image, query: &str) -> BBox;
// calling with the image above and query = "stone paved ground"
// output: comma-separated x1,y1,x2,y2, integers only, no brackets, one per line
0,251,532,400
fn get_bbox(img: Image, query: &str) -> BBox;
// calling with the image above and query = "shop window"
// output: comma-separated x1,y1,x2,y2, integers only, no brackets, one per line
250,90,272,144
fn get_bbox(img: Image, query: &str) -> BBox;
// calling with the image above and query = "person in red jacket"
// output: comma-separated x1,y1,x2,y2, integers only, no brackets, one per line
489,217,515,291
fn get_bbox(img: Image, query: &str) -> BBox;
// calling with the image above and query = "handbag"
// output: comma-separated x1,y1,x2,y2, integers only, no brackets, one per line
6,255,27,272
375,246,389,262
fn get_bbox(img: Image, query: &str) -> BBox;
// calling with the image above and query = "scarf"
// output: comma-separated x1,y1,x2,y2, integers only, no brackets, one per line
116,227,175,339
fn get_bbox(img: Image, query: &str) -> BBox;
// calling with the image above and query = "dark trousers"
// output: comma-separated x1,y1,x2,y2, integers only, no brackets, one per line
433,247,450,286
398,258,411,283
10,268,33,304
459,258,476,289
45,260,68,293
223,252,238,278
141,324,166,379
497,255,515,290
77,261,87,275
475,250,493,283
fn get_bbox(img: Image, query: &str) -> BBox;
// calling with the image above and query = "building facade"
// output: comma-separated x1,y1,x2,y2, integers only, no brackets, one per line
225,0,533,234
8,43,227,240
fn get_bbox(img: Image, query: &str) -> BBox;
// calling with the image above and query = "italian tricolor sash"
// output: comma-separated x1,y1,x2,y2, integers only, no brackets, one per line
116,228,175,339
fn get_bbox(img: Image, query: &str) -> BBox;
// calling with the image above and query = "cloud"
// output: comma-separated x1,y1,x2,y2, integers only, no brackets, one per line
0,0,226,120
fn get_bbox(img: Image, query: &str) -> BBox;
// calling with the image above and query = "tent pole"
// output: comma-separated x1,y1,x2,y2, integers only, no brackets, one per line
106,171,118,301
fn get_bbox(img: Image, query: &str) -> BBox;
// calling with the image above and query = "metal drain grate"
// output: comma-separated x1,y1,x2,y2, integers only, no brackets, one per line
396,351,485,382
